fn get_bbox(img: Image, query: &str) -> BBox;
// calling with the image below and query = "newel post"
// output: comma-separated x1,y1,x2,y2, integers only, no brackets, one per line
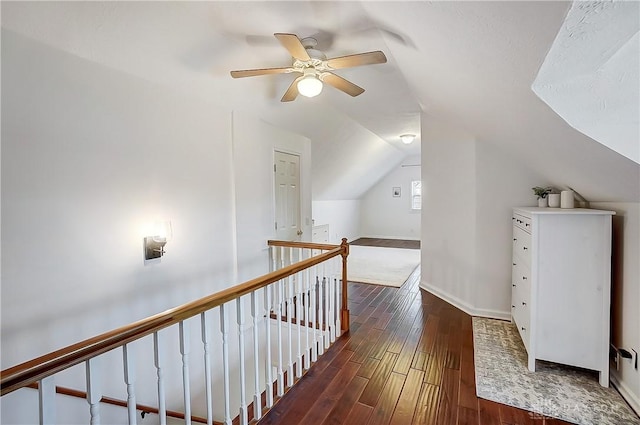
340,238,350,332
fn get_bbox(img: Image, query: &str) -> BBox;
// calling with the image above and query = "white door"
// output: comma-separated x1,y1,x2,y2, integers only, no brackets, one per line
274,151,302,241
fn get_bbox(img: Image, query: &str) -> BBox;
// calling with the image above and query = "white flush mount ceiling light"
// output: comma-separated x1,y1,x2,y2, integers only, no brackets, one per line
297,71,323,98
400,134,416,144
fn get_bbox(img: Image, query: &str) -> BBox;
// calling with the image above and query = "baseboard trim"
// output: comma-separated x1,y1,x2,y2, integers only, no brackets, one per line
611,372,640,417
420,280,511,321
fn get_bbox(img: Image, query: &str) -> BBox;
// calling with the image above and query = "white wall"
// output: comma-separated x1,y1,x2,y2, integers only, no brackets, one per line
420,117,478,313
1,28,232,367
232,111,311,282
0,30,309,423
420,111,587,319
473,141,549,317
590,202,640,412
312,200,361,244
359,155,421,240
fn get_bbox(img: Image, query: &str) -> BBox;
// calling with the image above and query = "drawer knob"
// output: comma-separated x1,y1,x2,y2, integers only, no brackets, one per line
523,247,528,250
521,326,526,331
512,263,516,266
513,238,517,241
525,223,530,227
522,276,527,280
512,305,515,308
512,284,516,287
522,302,527,306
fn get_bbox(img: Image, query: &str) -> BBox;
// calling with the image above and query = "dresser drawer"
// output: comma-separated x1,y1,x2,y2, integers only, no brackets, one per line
512,297,531,352
512,225,532,265
512,265,531,308
511,261,531,352
517,313,531,352
513,213,532,233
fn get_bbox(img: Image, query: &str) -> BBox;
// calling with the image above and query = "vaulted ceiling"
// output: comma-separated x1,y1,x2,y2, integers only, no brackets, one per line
2,1,638,201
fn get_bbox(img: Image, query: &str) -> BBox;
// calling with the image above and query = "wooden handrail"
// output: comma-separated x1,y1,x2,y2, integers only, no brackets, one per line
26,383,214,424
267,240,340,251
1,242,347,396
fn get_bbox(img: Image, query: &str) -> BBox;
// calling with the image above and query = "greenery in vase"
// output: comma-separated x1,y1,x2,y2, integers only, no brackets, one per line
532,186,552,199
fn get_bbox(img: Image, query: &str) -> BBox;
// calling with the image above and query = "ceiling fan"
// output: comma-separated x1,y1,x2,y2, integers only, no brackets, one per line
230,33,387,102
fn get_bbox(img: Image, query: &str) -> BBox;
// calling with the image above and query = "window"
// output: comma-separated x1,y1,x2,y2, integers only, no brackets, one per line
411,180,422,210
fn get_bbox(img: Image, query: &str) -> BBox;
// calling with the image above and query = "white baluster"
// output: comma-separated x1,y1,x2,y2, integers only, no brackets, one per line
179,321,192,425
220,304,232,425
334,274,342,337
310,261,318,362
317,273,325,356
304,259,311,370
153,332,167,425
237,297,248,425
86,357,101,425
329,276,336,344
123,344,137,425
251,291,262,419
38,376,55,425
270,245,275,272
295,259,303,377
286,275,294,387
276,279,284,397
324,274,330,349
279,246,286,269
264,284,274,408
201,312,213,425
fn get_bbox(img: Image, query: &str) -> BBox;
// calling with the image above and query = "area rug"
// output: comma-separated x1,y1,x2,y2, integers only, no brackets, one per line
347,245,420,287
472,317,640,425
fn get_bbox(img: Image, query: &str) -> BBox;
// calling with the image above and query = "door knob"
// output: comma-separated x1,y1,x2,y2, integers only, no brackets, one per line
297,229,303,236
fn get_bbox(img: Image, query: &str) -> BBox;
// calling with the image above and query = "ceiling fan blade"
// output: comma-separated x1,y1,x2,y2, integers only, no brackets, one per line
230,67,293,78
322,73,365,97
274,33,311,61
326,51,387,70
281,76,304,102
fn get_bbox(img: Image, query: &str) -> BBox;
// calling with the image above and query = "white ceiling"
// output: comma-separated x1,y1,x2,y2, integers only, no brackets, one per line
532,1,640,164
0,1,421,147
2,1,638,202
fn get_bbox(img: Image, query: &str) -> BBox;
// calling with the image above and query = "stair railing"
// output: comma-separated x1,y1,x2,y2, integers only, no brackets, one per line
1,239,349,425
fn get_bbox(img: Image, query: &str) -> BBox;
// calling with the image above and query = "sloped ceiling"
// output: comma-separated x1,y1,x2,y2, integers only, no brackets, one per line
2,1,638,202
362,1,639,201
532,1,640,164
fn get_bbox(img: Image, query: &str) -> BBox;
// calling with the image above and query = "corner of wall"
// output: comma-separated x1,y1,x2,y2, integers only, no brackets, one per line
419,279,511,321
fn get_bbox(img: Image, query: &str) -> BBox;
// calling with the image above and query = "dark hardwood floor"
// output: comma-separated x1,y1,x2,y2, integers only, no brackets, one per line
350,237,420,250
257,239,572,425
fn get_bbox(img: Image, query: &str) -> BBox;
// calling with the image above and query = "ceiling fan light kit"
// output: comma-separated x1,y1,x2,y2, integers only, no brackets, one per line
230,32,387,102
400,134,416,144
297,70,323,98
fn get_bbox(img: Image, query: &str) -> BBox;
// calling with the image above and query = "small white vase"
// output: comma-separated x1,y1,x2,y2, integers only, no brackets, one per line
561,190,575,208
548,193,561,208
538,197,548,208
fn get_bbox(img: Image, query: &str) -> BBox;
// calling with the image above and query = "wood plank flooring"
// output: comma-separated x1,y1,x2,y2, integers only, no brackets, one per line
350,237,420,250
257,239,572,425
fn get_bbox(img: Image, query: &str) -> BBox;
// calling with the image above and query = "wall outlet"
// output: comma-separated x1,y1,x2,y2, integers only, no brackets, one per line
611,344,620,370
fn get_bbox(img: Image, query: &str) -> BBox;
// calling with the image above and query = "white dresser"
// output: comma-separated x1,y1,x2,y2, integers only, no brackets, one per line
511,207,615,387
312,224,329,244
